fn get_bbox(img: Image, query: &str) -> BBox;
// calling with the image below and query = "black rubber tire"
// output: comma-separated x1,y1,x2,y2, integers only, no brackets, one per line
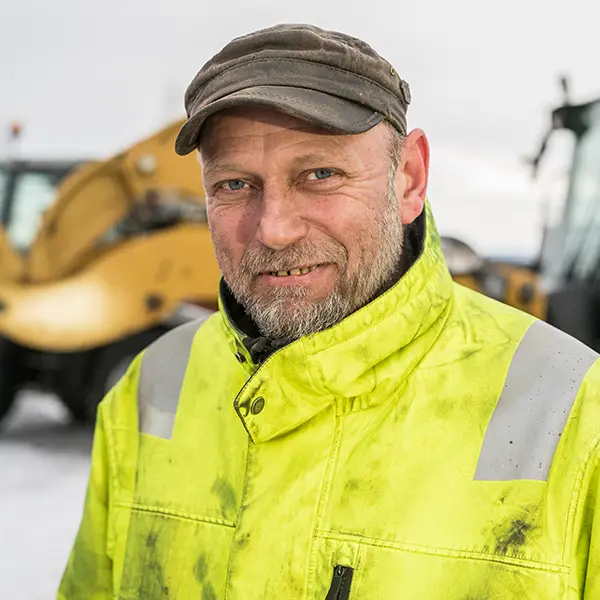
0,376,18,425
0,338,23,427
59,328,167,426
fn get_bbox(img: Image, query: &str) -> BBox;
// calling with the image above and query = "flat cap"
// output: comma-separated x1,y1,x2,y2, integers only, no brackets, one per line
175,23,411,155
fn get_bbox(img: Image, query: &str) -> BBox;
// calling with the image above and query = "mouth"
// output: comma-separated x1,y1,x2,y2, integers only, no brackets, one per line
255,262,337,295
265,264,322,277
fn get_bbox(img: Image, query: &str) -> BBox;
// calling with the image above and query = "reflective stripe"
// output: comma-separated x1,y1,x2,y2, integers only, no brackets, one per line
138,319,204,439
474,320,598,481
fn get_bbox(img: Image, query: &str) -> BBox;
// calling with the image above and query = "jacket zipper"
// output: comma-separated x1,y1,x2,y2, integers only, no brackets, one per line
325,565,354,600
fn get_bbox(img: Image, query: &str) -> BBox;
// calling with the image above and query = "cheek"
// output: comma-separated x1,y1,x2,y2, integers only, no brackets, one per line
208,203,258,265
312,199,380,267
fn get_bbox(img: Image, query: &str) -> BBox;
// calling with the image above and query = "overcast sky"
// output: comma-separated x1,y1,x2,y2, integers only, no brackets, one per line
2,0,599,257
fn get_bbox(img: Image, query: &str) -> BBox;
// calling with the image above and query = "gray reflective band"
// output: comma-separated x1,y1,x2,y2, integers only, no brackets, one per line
474,320,598,481
138,320,204,439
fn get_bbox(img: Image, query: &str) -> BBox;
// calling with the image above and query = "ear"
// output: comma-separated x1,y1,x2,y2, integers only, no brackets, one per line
394,128,430,225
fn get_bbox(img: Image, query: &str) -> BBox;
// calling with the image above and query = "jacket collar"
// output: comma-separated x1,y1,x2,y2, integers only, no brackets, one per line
219,200,454,443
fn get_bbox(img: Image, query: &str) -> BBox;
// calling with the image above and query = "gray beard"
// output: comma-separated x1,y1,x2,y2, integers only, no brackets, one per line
222,174,404,341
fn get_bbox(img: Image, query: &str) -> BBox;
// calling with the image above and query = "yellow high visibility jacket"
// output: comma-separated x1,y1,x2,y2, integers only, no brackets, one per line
58,203,600,599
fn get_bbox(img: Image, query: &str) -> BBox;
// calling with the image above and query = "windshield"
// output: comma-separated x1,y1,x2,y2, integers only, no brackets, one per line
8,171,60,251
543,102,600,283
536,129,576,273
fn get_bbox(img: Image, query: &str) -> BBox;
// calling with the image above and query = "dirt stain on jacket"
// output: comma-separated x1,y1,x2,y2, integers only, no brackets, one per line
211,477,237,517
119,514,172,598
137,532,170,597
235,531,251,550
194,553,217,600
494,519,533,555
194,555,208,583
345,478,361,492
202,583,217,600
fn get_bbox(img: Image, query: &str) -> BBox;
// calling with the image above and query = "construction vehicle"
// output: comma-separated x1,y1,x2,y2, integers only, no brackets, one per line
0,120,221,426
442,77,600,351
441,236,548,320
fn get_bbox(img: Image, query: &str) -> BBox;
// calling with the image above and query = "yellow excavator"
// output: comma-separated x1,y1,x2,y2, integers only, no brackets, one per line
0,120,221,425
442,77,600,351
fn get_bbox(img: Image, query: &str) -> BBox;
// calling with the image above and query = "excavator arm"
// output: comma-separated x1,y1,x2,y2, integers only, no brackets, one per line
26,120,207,283
0,120,221,352
0,227,25,282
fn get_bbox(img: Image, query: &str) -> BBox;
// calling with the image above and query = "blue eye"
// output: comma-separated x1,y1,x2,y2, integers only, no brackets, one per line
311,169,333,180
223,179,246,191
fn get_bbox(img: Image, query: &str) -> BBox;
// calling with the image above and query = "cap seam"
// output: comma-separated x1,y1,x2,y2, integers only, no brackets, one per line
189,56,408,110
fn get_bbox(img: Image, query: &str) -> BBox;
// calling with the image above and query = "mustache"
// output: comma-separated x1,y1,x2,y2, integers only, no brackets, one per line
240,241,348,275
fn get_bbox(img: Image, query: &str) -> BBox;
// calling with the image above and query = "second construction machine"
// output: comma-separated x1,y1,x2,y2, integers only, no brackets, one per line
442,77,600,351
0,121,221,425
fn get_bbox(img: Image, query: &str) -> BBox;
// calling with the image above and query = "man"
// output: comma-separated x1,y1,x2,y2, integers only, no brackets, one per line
58,24,600,599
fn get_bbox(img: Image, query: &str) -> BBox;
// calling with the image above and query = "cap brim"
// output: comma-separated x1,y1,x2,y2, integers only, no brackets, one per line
175,85,382,155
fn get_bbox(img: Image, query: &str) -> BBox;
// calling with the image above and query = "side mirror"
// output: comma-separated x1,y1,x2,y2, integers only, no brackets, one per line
440,236,485,276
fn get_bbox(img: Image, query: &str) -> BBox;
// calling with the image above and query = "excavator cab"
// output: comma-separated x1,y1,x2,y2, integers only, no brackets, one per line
0,161,82,276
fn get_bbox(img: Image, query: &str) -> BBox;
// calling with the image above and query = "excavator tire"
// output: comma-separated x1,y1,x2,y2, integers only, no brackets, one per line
0,338,24,427
59,327,168,425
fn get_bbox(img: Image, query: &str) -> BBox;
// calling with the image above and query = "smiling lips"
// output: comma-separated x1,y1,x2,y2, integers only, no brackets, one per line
267,264,321,277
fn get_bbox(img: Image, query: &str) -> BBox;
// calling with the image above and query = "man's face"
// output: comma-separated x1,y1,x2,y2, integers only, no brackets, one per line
200,107,427,340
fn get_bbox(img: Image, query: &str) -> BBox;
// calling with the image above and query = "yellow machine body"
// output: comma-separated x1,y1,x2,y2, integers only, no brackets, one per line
0,119,221,423
0,119,220,352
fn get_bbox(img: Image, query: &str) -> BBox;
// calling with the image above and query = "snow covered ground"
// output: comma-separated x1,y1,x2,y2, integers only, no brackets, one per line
0,392,93,600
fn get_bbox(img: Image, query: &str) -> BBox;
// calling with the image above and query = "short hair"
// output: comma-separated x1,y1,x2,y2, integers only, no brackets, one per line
386,121,406,171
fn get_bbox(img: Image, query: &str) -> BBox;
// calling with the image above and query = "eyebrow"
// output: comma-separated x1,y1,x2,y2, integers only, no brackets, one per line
201,148,355,179
201,163,249,179
291,151,353,166
291,153,331,164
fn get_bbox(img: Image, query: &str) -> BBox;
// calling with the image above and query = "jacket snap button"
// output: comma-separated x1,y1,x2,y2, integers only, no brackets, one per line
250,397,265,415
235,351,246,364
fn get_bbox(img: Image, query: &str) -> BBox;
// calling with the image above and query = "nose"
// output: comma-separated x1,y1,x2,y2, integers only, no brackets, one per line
255,187,308,250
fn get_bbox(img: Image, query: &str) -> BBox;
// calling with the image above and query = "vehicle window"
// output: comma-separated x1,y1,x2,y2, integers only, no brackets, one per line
572,196,600,281
536,129,576,275
569,110,600,281
9,172,58,250
552,103,600,282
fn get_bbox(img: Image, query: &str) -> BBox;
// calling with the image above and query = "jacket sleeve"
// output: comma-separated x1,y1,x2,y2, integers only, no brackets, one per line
57,403,114,599
583,451,600,599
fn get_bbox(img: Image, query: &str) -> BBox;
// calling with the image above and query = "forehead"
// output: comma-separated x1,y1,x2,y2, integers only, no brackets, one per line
199,107,389,163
